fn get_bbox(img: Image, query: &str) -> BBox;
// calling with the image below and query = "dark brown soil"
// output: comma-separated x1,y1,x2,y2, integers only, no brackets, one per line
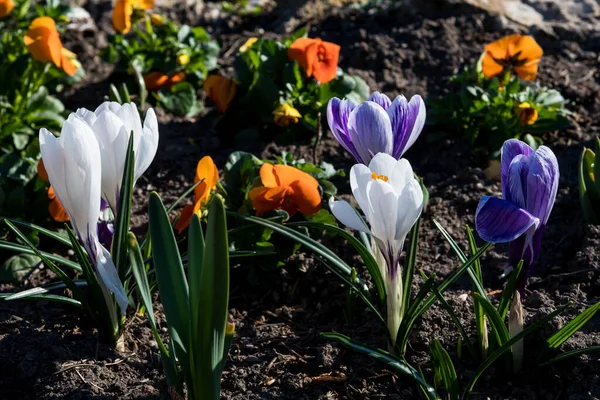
1,1,600,399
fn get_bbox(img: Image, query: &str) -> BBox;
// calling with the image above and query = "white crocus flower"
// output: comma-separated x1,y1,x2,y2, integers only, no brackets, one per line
73,102,159,214
329,153,423,346
40,116,128,314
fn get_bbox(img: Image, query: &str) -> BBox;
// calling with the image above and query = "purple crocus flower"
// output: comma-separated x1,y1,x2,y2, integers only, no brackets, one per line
327,92,426,164
475,139,559,294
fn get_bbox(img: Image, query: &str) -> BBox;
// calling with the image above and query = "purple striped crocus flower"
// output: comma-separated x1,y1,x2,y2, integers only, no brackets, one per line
327,92,426,165
475,139,559,294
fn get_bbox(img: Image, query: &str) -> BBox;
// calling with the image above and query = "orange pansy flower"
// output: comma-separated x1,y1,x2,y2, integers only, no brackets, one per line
38,159,69,222
481,34,543,81
0,0,15,18
288,37,340,84
175,156,219,233
143,71,187,91
48,186,70,222
113,0,154,34
249,164,322,216
203,75,237,113
24,17,78,76
515,102,538,126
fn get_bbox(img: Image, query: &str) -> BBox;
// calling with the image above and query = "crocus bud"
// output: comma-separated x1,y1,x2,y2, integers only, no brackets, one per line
509,291,524,372
40,116,128,313
72,102,159,214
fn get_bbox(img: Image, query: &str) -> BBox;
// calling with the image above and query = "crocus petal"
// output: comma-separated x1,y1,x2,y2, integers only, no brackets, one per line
367,179,398,245
135,108,159,182
475,197,539,243
328,197,369,233
368,92,392,110
327,97,360,160
526,146,559,225
501,139,533,199
348,102,393,164
388,95,426,158
349,163,373,217
394,178,424,239
97,245,128,314
91,110,130,211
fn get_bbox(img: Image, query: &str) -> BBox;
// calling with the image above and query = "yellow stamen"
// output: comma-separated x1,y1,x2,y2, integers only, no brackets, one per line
371,172,388,182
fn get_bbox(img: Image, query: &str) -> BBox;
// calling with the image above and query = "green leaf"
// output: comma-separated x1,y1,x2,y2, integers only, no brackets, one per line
497,260,523,321
112,132,135,281
463,304,569,398
288,221,385,304
430,339,459,400
579,147,600,224
149,192,191,366
540,345,600,366
546,301,600,349
190,196,230,398
0,254,40,282
128,233,180,388
322,332,439,400
473,292,509,348
402,216,421,314
2,218,72,247
4,280,86,301
0,240,81,272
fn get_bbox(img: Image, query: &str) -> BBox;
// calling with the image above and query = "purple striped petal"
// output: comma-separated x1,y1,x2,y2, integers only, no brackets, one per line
348,101,393,165
388,95,426,158
526,146,559,225
368,92,392,110
501,139,533,199
475,196,539,243
327,97,360,160
505,154,529,209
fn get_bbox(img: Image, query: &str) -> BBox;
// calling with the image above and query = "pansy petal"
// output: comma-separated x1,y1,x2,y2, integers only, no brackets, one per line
511,35,543,62
291,179,322,215
348,102,393,165
329,198,369,233
368,92,392,110
526,146,559,224
475,197,539,243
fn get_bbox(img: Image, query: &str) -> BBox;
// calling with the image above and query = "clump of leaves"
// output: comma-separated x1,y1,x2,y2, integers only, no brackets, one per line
0,0,83,223
428,56,570,157
104,14,219,117
214,28,369,144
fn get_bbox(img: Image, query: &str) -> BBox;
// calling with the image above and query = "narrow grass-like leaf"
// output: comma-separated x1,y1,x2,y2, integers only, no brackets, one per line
128,232,180,388
65,226,121,344
540,345,600,366
2,218,71,246
109,84,122,103
149,192,190,366
430,339,459,400
498,261,523,321
4,221,81,295
230,213,371,295
546,301,600,349
288,220,385,304
473,292,509,347
192,196,230,398
4,293,82,306
5,280,87,300
322,332,439,400
463,303,570,398
426,271,477,360
402,217,421,315
166,179,204,214
113,132,135,280
397,274,437,354
412,242,493,325
0,240,81,271
466,226,488,358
